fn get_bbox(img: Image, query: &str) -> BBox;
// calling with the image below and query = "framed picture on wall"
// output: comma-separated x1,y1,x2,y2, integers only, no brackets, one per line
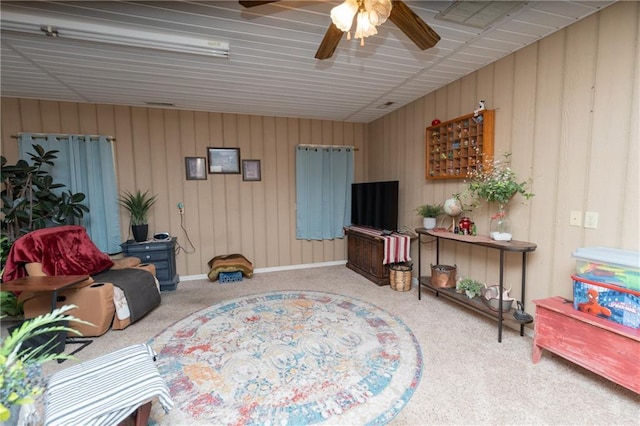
208,147,241,174
242,159,261,181
185,157,207,180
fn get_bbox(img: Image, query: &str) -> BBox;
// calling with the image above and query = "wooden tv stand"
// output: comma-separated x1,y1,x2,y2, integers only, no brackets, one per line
345,227,390,286
533,296,640,394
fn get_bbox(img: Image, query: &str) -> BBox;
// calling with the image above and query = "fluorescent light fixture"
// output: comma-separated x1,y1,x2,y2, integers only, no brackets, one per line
1,10,229,58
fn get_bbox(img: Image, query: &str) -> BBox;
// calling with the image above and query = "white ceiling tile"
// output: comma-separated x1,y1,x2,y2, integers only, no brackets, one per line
0,0,617,122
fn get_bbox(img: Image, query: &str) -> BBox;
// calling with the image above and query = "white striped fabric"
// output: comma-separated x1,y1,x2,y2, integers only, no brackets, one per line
44,343,173,426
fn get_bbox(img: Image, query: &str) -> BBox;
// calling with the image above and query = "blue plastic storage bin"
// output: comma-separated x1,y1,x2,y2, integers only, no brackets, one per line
572,247,640,291
219,271,243,284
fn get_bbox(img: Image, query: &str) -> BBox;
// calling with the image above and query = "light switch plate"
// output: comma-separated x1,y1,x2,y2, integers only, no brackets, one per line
585,212,598,229
570,211,582,227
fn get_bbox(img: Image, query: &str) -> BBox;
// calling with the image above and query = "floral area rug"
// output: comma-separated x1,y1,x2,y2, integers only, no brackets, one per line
148,291,422,425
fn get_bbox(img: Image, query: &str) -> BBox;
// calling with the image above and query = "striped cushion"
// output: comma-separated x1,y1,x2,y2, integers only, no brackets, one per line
45,343,173,426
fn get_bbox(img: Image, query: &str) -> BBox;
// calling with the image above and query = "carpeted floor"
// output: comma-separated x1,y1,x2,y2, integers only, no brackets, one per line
148,290,422,425
23,265,640,424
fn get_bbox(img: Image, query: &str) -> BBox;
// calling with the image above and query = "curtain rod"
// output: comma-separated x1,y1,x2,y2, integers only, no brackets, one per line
12,132,116,141
297,144,358,151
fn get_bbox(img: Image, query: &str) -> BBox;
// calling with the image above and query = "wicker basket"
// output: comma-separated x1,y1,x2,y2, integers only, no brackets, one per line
390,264,412,292
430,264,457,288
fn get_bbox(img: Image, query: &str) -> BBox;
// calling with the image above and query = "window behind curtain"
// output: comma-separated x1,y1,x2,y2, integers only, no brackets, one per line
18,134,121,254
296,145,354,240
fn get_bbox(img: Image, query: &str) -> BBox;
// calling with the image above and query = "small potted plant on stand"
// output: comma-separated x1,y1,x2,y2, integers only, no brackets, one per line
118,189,157,242
415,204,443,230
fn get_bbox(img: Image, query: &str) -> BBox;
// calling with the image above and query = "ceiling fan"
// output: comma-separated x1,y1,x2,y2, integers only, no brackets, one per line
239,0,440,60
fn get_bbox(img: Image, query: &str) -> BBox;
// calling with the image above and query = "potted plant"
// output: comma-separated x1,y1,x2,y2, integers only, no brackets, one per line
118,189,157,242
0,305,87,423
0,291,22,319
415,203,443,230
1,145,89,269
465,153,534,241
457,278,485,298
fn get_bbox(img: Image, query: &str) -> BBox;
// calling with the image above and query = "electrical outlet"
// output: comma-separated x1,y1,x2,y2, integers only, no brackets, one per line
584,211,598,229
177,202,184,215
570,211,582,227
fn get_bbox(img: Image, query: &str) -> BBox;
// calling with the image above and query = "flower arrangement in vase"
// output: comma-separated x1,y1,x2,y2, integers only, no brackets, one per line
465,153,534,241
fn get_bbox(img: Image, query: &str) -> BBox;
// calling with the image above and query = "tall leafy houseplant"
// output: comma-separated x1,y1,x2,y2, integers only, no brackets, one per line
118,190,157,242
1,145,89,275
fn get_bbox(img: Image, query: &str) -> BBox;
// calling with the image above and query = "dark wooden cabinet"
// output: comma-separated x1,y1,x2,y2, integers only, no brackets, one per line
121,238,179,291
346,228,390,286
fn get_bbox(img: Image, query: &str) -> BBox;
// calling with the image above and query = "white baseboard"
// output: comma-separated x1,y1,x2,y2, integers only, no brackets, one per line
179,260,348,282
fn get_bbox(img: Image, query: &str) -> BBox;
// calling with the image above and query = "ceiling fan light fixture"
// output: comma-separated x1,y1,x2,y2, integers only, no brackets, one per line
330,0,358,32
354,11,377,45
331,0,392,46
365,0,392,26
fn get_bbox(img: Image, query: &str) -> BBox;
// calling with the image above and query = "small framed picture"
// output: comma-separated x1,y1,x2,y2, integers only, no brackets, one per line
185,157,207,180
208,147,241,174
242,159,261,181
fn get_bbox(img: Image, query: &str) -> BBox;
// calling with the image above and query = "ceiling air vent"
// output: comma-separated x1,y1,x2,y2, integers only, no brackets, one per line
144,101,175,107
376,101,396,109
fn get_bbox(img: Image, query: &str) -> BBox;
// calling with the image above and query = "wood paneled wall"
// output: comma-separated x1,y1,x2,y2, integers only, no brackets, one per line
1,101,367,276
369,1,639,306
1,2,637,309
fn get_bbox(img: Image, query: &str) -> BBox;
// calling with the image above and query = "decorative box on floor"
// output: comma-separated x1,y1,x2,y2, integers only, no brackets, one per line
572,274,640,329
219,271,243,284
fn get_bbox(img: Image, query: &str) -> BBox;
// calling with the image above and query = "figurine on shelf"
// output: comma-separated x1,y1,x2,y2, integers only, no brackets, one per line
458,216,474,235
473,100,486,124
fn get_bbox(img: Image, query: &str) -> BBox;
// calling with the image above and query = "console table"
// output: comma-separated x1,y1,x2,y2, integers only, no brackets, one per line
533,296,639,394
416,228,537,342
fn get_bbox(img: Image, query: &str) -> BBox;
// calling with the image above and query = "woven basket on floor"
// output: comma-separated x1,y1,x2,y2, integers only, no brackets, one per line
390,264,412,292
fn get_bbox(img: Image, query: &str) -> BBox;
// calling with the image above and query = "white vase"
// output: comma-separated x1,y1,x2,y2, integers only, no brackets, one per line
423,217,436,230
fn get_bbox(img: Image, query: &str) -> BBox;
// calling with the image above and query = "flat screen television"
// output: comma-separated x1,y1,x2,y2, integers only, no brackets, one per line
351,180,399,231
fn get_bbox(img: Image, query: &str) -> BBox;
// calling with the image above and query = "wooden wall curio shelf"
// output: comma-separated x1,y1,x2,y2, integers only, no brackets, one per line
426,110,495,180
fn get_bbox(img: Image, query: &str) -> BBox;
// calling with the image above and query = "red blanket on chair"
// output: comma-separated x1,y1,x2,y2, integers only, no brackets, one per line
3,225,114,282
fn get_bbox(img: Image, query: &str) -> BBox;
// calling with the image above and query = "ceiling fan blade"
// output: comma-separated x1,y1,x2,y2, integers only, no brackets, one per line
389,0,440,50
315,23,344,60
239,1,279,7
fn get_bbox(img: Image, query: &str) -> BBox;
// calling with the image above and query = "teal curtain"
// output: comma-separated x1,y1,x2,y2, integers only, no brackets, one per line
18,134,121,254
296,145,354,240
